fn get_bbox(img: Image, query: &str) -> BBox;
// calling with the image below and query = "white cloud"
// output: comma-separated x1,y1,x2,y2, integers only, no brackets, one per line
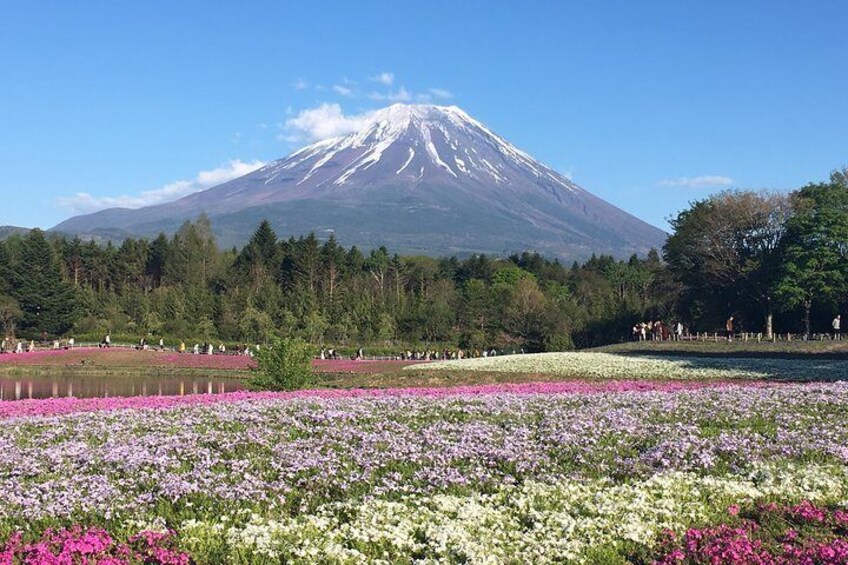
57,159,266,213
657,175,734,188
284,103,375,142
293,78,308,90
332,84,354,96
368,87,412,102
428,88,453,99
370,72,394,86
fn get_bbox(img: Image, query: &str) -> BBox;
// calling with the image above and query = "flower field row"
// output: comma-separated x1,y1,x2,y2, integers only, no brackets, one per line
413,351,848,381
0,347,418,374
0,379,750,420
1,382,848,562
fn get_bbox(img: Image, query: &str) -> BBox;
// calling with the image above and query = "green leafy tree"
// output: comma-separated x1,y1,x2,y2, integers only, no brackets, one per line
776,171,848,337
248,337,314,391
664,190,791,335
0,295,23,337
239,306,274,344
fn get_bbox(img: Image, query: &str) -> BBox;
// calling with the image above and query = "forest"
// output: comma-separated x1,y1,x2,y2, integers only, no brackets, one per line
0,169,845,350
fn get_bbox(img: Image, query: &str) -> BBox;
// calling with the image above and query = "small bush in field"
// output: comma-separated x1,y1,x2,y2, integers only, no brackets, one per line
248,337,314,391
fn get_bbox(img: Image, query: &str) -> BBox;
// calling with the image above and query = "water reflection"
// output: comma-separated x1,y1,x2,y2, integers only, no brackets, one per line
0,374,245,401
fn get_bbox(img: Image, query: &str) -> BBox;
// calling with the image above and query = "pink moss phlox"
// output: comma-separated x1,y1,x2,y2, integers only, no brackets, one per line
653,501,848,564
0,526,189,564
0,379,766,420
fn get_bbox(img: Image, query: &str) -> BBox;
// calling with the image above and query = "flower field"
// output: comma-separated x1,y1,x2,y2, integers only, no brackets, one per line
0,348,419,375
2,381,848,562
413,351,848,381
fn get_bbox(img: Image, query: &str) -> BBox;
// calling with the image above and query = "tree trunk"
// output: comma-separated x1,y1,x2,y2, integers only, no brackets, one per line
804,298,812,339
765,311,773,340
764,297,773,340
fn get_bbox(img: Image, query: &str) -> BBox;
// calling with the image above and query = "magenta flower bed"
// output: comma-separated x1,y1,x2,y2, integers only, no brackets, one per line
0,347,257,369
0,348,419,372
312,358,422,373
0,526,189,565
0,379,766,421
654,501,848,564
156,353,256,370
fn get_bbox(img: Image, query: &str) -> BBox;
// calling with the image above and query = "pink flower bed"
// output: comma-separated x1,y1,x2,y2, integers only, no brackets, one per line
653,501,848,564
0,348,419,372
0,348,94,365
0,379,768,421
0,526,189,565
156,353,256,370
313,358,422,373
0,348,256,369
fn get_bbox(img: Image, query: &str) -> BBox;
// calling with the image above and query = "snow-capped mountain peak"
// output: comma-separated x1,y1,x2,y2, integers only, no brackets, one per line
54,103,667,260
263,103,579,192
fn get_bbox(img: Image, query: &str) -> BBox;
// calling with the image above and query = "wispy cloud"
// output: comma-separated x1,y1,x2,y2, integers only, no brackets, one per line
57,159,266,213
368,87,412,102
283,103,375,143
332,84,354,96
658,175,734,188
370,72,394,86
428,88,453,99
292,78,308,90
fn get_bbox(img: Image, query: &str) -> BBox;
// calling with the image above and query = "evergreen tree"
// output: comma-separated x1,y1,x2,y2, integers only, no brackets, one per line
13,229,77,336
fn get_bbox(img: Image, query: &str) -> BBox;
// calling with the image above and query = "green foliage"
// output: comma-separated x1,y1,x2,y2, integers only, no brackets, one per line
248,337,315,391
0,295,23,337
12,229,77,336
0,215,675,347
238,306,274,344
773,173,848,336
664,190,789,333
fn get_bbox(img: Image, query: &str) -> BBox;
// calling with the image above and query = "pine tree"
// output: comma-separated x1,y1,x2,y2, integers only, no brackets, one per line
13,230,77,336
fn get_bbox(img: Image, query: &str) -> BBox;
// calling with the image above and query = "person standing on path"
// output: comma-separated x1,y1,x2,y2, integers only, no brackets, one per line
726,316,734,342
833,315,841,340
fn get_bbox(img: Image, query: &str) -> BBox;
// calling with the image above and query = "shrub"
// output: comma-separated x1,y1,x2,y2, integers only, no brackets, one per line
248,337,314,391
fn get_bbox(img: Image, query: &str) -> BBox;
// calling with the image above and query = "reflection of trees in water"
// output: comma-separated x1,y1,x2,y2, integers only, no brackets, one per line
0,376,243,401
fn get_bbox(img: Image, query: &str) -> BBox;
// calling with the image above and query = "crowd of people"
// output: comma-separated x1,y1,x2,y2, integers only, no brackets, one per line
317,346,520,361
632,320,686,342
398,348,509,361
0,338,33,354
5,315,846,357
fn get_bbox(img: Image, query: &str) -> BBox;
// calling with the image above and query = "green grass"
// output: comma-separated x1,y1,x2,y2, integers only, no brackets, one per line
594,338,848,359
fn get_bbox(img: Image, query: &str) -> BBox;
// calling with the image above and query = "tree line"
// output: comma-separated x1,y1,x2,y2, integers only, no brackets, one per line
665,168,848,337
0,168,842,349
0,216,674,351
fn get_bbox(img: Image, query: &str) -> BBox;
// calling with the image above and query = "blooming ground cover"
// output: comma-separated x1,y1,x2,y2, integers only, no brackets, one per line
0,348,417,374
0,348,256,370
413,351,848,381
2,381,848,562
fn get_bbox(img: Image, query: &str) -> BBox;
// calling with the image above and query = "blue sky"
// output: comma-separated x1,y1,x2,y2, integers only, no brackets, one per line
1,0,846,231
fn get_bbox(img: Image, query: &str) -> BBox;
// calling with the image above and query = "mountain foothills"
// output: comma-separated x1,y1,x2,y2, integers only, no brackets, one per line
54,104,666,260
0,226,30,240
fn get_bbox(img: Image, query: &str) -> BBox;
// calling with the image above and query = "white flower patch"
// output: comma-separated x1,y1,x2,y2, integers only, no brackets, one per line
410,351,848,381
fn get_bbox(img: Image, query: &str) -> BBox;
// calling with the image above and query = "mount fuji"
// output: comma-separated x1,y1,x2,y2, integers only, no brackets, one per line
54,104,666,259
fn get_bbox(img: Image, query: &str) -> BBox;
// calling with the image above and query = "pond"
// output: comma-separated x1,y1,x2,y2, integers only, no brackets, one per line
0,374,246,401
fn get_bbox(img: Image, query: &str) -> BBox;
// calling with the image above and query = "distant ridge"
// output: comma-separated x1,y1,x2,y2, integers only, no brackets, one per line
54,104,667,260
0,226,30,240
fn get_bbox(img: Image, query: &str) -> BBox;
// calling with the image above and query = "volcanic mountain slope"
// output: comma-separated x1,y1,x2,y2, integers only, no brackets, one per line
54,104,666,259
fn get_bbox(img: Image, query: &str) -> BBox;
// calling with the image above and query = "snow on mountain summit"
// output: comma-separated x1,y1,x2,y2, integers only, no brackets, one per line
259,103,579,193
54,103,666,260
